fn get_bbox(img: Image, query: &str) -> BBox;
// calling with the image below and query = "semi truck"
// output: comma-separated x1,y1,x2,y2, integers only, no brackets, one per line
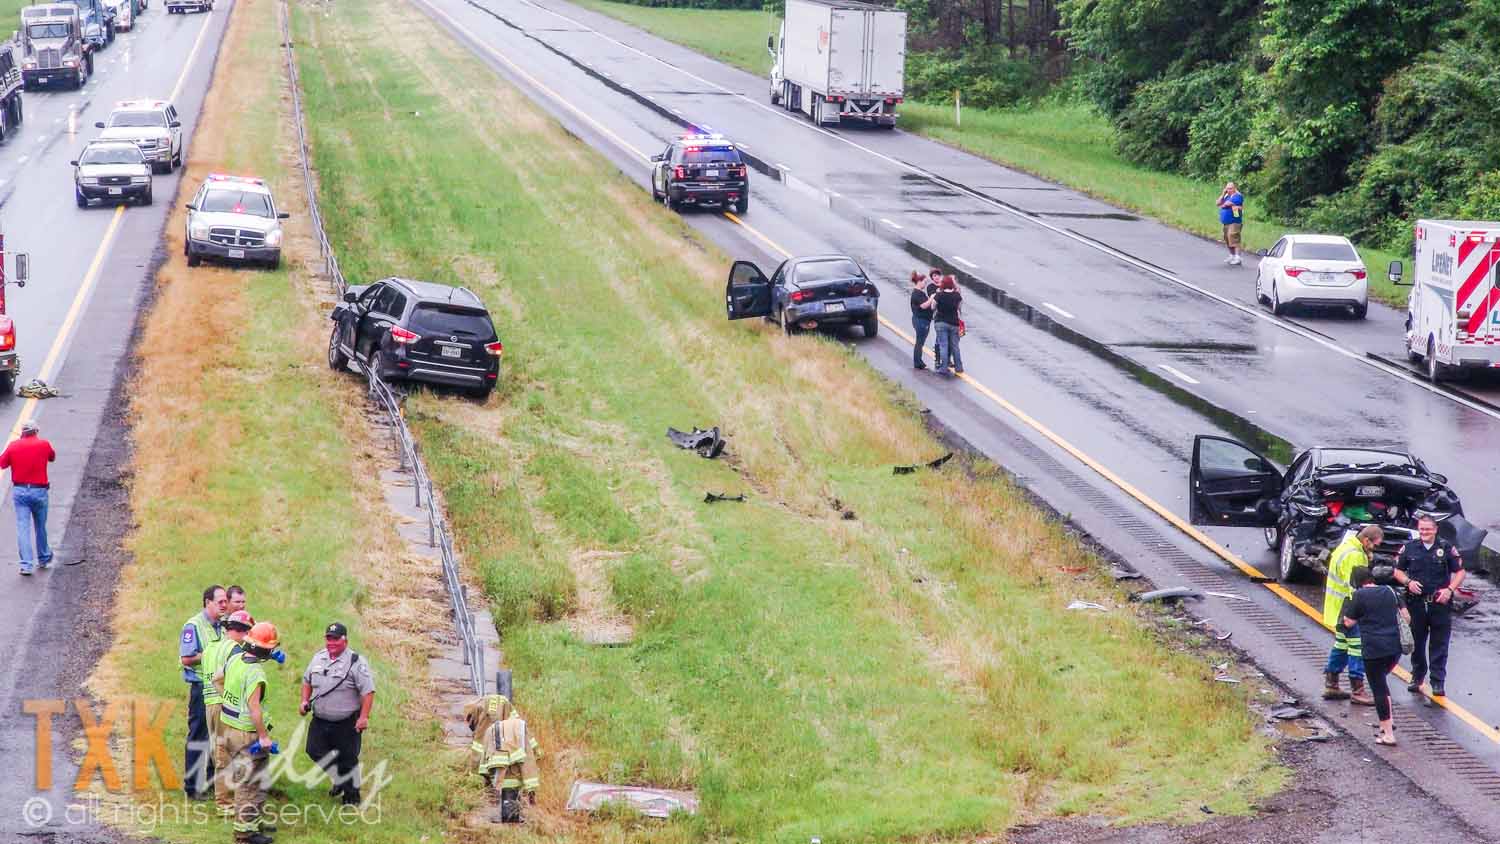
768,0,906,128
1398,219,1500,381
18,4,91,89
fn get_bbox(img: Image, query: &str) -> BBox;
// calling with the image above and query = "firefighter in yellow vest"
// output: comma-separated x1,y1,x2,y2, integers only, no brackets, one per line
220,622,282,844
207,611,255,811
464,695,541,823
1323,525,1383,705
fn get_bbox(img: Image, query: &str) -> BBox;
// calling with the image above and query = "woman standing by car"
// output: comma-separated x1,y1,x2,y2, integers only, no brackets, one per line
932,276,963,376
909,271,935,370
1342,566,1409,746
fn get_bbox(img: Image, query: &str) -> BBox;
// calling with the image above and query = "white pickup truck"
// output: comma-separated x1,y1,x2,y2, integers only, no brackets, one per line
768,0,905,128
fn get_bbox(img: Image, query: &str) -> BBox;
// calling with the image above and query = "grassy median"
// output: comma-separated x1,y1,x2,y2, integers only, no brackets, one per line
89,0,476,840
288,0,1284,840
566,0,1408,308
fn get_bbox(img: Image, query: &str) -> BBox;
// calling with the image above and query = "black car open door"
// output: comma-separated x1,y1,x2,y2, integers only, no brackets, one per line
1189,435,1284,527
725,260,772,320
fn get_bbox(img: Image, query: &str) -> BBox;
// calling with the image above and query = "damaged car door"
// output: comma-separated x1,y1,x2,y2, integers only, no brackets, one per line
1189,435,1283,528
725,260,773,320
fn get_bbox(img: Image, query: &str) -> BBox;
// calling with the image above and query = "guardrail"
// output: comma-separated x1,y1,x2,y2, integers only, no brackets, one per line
279,0,484,695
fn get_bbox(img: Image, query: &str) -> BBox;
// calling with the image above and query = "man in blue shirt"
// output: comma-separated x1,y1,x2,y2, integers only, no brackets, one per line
180,584,227,798
1217,182,1244,266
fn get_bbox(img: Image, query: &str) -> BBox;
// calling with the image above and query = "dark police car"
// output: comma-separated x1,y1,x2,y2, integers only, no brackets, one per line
650,133,749,214
328,277,503,399
725,254,880,337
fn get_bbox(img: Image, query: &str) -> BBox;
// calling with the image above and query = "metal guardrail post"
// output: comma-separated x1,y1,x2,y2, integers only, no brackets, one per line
280,0,483,696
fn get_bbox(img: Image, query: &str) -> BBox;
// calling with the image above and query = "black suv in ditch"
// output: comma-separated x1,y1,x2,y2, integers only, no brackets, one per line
328,277,503,398
650,133,749,214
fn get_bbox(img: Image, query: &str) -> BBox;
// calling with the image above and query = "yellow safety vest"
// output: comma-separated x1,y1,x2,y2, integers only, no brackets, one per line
220,654,272,733
183,612,222,683
202,639,241,706
1322,534,1368,629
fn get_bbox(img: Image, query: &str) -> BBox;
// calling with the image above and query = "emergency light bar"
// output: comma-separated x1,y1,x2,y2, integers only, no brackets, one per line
206,173,266,185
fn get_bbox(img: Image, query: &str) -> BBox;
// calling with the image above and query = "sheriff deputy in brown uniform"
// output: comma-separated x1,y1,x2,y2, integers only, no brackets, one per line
299,622,375,805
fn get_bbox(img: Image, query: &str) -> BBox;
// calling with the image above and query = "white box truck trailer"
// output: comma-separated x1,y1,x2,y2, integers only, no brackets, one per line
768,0,905,128
1400,219,1500,381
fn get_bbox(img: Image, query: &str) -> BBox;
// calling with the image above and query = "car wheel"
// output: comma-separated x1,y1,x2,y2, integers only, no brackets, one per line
663,187,676,212
1278,530,1308,583
0,371,15,394
650,178,661,202
1427,337,1444,383
1350,302,1367,319
1270,282,1286,316
372,350,394,382
75,189,86,208
173,150,182,169
468,385,493,401
779,308,796,336
327,328,349,371
267,253,281,270
1262,523,1280,550
186,245,201,267
862,316,878,338
734,194,749,214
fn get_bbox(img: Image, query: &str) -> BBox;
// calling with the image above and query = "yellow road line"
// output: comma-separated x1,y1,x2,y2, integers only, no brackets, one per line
7,206,125,442
718,210,1500,745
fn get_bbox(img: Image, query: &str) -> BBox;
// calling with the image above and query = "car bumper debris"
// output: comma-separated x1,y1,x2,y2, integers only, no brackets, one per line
667,426,724,459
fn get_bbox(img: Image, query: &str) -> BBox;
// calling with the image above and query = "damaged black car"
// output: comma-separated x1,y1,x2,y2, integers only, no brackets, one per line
1189,437,1488,582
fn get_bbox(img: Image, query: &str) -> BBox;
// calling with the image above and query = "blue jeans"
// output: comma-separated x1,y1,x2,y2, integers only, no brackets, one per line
1325,623,1364,680
14,486,50,571
911,315,932,367
934,322,962,372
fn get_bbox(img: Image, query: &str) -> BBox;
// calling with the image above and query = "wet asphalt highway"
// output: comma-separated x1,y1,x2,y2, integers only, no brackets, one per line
414,0,1500,832
0,4,233,836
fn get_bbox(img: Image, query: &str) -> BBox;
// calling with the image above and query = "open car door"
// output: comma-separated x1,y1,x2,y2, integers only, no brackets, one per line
725,260,772,320
1189,435,1284,527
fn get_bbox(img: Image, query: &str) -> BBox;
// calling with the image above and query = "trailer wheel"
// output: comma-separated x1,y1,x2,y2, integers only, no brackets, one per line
13,95,22,126
1426,337,1446,383
0,371,15,394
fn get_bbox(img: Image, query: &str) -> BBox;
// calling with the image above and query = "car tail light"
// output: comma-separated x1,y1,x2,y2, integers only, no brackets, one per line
0,318,13,352
790,290,811,303
674,166,685,179
485,341,504,357
733,166,747,177
1283,267,1307,277
1350,269,1367,280
390,326,420,344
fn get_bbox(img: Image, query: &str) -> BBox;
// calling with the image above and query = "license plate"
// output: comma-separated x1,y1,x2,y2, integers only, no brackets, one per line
1355,485,1385,497
108,187,122,195
441,346,462,358
228,248,245,259
825,302,845,313
706,169,719,178
37,76,47,84
1317,272,1335,283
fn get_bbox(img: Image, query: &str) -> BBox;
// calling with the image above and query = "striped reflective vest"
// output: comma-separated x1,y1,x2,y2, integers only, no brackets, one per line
220,654,273,733
1322,533,1368,629
183,612,222,683
479,715,542,792
202,638,242,706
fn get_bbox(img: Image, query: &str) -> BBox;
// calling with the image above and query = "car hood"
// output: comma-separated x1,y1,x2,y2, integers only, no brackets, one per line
191,210,277,232
78,162,149,177
100,126,169,142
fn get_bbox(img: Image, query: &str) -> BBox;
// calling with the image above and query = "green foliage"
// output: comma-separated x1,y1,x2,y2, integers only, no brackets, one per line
907,47,1041,109
609,552,684,627
601,0,769,9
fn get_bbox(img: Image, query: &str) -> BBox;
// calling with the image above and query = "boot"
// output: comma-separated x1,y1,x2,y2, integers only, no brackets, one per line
1322,672,1350,700
1349,676,1375,706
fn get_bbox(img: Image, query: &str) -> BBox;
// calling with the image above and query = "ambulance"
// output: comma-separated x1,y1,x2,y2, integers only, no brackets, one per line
1400,220,1500,381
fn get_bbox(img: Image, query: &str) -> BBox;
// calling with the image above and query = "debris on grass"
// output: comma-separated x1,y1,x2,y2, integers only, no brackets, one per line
1133,586,1203,604
1066,600,1109,612
892,452,954,475
704,491,745,503
667,425,725,458
565,782,700,818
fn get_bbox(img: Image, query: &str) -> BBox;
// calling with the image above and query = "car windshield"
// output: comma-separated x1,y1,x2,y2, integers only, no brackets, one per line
1319,449,1414,472
408,305,495,338
1292,241,1359,261
794,259,862,283
200,189,273,217
109,110,166,128
678,146,740,164
28,22,69,38
80,145,143,165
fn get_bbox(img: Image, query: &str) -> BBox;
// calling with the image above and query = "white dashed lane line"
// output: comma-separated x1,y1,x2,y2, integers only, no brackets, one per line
880,218,902,230
1158,364,1201,385
952,255,978,269
1042,302,1075,320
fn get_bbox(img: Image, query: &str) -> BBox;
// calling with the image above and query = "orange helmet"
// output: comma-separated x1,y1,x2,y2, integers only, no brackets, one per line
245,622,279,651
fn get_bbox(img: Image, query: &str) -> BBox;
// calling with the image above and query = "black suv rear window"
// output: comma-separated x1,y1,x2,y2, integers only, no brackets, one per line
677,146,741,164
409,305,495,338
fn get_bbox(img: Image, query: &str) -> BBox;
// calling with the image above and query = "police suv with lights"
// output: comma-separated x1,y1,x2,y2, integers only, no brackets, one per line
650,133,749,214
95,99,182,173
183,174,289,269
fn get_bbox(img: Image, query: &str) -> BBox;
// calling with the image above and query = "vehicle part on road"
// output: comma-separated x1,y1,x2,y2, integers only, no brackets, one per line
667,426,724,459
565,781,699,817
704,491,744,503
1110,567,1142,581
17,378,58,398
1132,586,1203,604
1270,706,1312,720
892,452,954,475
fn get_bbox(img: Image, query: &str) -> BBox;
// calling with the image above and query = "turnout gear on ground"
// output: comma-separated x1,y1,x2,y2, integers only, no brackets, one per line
465,695,542,823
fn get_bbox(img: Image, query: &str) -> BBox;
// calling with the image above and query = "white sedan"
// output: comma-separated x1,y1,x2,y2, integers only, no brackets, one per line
1255,234,1369,319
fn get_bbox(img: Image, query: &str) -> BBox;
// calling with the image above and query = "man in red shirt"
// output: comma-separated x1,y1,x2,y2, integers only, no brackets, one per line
1,420,56,575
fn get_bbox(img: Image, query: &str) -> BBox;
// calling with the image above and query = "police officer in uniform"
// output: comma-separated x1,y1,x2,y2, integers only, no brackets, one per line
299,622,375,805
180,584,227,798
1394,514,1466,697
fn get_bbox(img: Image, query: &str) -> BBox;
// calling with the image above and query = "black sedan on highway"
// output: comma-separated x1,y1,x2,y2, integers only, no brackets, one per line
1188,436,1487,582
725,255,880,337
